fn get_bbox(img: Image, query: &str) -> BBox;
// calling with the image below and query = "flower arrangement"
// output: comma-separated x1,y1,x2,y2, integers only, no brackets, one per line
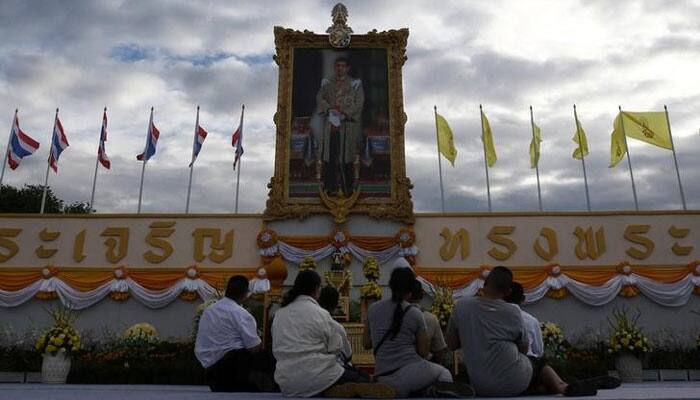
541,321,567,359
299,256,317,271
360,256,382,300
362,256,380,280
430,284,454,329
360,280,383,300
35,306,81,356
607,307,650,356
123,323,159,345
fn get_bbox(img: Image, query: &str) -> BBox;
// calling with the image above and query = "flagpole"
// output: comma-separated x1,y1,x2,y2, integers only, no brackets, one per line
573,105,592,212
529,106,543,211
479,104,492,212
664,105,686,210
618,106,639,211
40,108,59,214
433,106,446,213
137,107,153,214
185,106,199,214
234,104,244,214
0,109,17,188
89,107,106,213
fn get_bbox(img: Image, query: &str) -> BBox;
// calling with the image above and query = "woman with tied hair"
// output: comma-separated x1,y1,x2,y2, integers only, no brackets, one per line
272,270,394,398
364,267,473,398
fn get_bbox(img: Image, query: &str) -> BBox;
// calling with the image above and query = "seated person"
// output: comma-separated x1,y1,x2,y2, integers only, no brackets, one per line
446,266,598,397
504,282,544,358
272,270,394,398
365,267,473,398
408,280,449,365
195,275,276,392
318,285,353,364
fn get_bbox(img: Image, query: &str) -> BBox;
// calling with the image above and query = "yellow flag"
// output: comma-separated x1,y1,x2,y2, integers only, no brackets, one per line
529,123,542,168
481,111,497,167
620,111,671,150
572,118,589,160
435,113,457,166
609,114,627,167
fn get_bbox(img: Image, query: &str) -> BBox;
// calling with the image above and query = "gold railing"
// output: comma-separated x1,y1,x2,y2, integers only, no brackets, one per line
343,323,374,366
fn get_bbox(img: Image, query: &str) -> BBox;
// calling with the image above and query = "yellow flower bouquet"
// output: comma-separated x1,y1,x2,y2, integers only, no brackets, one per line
430,285,454,329
362,256,380,281
35,307,81,356
540,321,567,359
299,256,317,271
123,323,159,344
360,280,383,300
607,307,650,356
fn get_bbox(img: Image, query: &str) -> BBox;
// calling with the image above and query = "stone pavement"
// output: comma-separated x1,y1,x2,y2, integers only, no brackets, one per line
0,382,699,400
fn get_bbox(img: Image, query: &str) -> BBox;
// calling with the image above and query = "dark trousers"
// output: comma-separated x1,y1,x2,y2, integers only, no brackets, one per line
205,348,276,392
318,365,371,396
323,126,354,196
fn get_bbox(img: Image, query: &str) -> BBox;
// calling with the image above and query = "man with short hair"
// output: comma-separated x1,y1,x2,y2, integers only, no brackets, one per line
505,282,544,358
195,275,276,392
447,266,597,397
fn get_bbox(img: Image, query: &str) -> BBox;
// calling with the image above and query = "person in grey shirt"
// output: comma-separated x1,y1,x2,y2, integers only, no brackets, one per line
364,267,473,398
447,266,598,397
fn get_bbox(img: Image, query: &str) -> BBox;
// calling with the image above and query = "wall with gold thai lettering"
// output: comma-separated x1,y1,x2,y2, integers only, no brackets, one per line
414,211,698,267
0,214,262,268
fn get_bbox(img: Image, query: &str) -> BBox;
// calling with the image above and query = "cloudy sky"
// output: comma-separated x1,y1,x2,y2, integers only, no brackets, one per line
0,0,699,213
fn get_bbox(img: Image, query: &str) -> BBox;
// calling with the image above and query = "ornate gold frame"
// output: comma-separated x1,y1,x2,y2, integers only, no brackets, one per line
264,26,414,224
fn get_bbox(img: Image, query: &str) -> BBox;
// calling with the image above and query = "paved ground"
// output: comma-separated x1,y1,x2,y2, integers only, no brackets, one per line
0,382,699,400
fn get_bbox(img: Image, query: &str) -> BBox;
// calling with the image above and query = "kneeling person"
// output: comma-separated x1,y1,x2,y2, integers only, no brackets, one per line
195,275,275,392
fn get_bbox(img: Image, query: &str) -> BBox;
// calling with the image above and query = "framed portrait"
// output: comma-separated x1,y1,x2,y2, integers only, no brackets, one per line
264,26,414,223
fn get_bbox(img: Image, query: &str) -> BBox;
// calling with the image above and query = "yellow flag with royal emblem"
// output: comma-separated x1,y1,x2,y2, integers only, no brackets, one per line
609,114,627,168
620,111,672,150
572,118,589,160
529,123,542,168
435,113,457,166
481,111,497,167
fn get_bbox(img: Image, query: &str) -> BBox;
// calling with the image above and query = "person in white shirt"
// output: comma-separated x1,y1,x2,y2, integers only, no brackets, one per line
504,282,544,358
272,270,394,398
195,275,276,392
318,285,354,364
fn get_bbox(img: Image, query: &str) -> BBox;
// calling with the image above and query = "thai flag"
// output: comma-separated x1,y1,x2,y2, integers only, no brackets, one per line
136,109,160,162
48,114,69,172
189,124,208,167
232,123,243,170
7,113,40,170
98,109,110,169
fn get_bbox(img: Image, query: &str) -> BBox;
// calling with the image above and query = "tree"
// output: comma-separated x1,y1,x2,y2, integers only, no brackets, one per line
0,184,93,214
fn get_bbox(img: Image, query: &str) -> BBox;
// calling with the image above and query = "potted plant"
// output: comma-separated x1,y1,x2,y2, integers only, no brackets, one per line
607,307,650,382
359,256,382,319
35,306,81,383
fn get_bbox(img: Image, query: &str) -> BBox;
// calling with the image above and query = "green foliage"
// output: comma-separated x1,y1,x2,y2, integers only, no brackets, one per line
68,341,205,384
0,184,93,214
